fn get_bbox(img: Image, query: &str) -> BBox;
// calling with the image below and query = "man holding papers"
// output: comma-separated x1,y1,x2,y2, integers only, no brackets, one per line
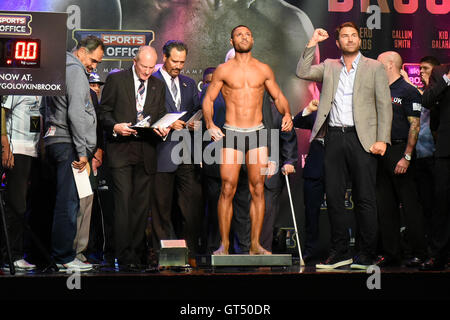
99,46,169,270
152,40,203,267
42,36,105,271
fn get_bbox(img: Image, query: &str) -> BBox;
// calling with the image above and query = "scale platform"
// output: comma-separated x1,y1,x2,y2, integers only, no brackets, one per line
198,254,292,267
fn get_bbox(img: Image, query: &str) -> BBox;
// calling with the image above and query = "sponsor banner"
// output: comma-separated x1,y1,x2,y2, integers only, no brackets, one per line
72,29,154,61
0,12,32,35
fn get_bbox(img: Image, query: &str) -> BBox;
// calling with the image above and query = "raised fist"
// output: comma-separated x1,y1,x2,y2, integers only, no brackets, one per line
312,28,329,43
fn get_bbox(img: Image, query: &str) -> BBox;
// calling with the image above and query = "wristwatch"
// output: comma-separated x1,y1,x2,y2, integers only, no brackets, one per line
404,153,411,161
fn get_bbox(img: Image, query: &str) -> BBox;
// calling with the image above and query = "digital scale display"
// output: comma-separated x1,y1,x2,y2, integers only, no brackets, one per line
0,38,40,68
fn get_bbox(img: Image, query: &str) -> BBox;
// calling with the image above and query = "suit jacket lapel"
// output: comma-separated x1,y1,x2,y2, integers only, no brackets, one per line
332,60,342,101
179,76,188,111
143,77,156,113
125,69,135,109
352,55,366,107
156,69,177,112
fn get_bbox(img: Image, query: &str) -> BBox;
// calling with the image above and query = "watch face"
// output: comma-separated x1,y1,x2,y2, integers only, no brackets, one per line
404,154,411,161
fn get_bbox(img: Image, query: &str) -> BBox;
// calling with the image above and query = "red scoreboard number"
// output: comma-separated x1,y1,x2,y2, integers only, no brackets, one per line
15,41,38,60
0,38,41,68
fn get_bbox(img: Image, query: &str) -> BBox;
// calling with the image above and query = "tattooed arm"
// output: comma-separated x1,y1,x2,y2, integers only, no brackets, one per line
394,116,420,175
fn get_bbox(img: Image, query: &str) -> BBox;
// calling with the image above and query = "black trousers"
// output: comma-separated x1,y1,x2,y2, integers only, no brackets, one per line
430,157,450,260
376,143,427,260
152,164,203,258
261,186,281,252
324,129,377,257
413,156,435,239
2,154,34,262
303,177,325,256
110,162,151,265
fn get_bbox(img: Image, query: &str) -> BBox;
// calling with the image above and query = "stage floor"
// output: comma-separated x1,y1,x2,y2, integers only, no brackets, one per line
1,261,449,306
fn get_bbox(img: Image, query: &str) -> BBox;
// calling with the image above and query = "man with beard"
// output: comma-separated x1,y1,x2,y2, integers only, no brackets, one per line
151,41,203,267
296,22,392,269
203,25,293,255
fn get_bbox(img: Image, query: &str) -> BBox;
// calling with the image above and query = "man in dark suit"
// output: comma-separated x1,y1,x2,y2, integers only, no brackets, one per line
99,46,168,270
293,99,324,262
151,40,202,266
260,100,298,253
296,22,392,269
421,63,450,271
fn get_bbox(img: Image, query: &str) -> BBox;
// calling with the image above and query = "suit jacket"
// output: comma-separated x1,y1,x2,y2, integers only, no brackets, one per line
422,64,450,158
90,89,105,152
293,111,324,180
296,46,392,152
99,68,167,174
265,105,298,190
153,70,201,172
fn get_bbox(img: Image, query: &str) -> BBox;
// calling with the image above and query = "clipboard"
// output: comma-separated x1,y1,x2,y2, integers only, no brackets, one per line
185,110,203,126
151,111,187,128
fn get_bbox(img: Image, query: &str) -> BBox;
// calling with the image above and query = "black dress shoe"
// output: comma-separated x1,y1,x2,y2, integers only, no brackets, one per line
350,254,374,270
404,257,423,268
316,253,353,269
419,258,445,271
117,263,145,272
375,255,401,267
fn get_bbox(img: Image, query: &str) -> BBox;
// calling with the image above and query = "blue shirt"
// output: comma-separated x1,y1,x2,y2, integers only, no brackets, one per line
329,52,361,127
416,107,435,158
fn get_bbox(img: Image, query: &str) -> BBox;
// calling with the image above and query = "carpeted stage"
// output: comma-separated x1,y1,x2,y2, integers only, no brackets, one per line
1,260,449,312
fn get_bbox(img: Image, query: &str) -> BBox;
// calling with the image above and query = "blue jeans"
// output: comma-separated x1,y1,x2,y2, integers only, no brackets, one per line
47,143,79,264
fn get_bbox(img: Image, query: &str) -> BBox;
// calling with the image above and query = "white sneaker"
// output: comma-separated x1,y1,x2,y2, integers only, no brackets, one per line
57,258,93,272
2,259,36,271
14,259,36,270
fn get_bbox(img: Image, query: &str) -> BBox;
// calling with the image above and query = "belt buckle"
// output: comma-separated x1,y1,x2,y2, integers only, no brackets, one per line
341,126,346,133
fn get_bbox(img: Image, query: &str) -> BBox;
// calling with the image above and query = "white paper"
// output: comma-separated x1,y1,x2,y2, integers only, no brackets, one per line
151,111,187,128
185,110,203,126
72,167,93,199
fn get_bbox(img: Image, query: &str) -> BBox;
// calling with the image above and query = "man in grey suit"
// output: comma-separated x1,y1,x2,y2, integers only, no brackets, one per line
296,22,392,269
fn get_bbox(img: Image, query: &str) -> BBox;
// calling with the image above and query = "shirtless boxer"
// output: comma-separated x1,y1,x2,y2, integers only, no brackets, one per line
202,25,293,255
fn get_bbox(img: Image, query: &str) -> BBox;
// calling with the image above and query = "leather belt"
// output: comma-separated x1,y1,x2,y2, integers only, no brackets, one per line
328,126,356,133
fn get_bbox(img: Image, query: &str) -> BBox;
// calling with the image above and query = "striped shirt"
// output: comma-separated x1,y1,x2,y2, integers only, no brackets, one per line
2,95,42,157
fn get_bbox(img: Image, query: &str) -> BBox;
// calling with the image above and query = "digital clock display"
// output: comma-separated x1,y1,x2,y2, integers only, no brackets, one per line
0,38,41,68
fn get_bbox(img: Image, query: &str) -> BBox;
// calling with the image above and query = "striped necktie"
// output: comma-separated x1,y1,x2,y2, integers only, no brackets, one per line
138,79,145,100
137,79,145,121
171,77,180,111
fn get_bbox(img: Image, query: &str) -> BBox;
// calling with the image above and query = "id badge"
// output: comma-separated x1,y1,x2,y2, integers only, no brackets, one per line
30,116,40,133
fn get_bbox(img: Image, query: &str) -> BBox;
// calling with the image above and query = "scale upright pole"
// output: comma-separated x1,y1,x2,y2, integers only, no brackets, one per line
284,174,304,267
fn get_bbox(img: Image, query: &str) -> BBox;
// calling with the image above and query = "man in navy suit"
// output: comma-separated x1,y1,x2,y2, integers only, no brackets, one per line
99,46,169,270
151,41,203,265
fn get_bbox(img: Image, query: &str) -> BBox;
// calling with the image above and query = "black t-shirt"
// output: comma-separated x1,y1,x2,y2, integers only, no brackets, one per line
389,77,422,140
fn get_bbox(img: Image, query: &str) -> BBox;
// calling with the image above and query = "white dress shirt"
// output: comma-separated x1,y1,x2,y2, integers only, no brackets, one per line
132,65,148,112
160,67,181,109
328,52,361,127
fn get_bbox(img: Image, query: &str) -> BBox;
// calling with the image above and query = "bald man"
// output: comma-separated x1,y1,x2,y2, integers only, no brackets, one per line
375,51,426,267
100,46,169,270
